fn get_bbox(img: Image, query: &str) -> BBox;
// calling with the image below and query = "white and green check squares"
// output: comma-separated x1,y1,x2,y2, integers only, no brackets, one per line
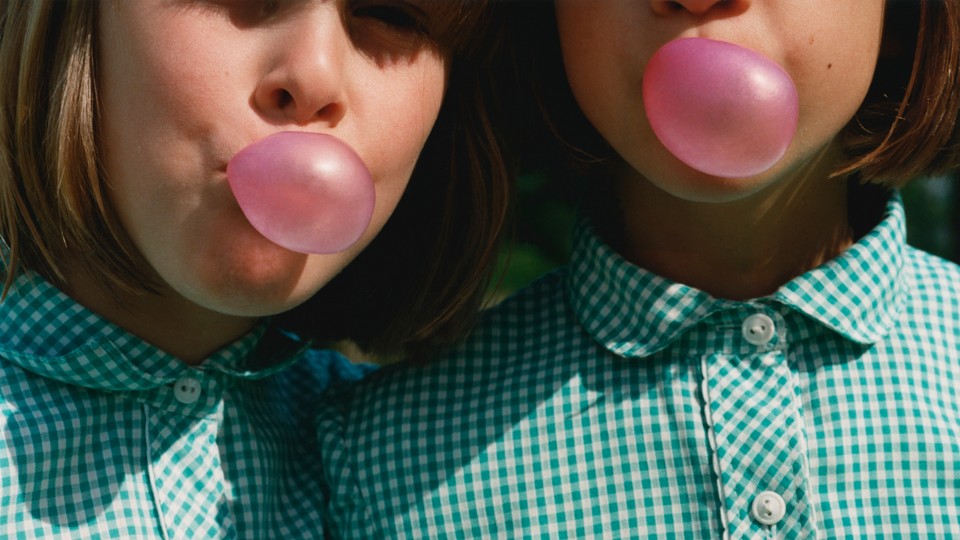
319,191,960,539
0,270,371,539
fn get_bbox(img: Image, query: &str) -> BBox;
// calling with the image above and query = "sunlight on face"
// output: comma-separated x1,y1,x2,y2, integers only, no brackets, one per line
98,0,449,317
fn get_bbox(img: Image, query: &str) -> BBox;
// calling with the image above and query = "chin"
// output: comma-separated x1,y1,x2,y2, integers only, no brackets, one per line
211,292,314,318
182,246,321,316
640,159,779,205
668,176,773,204
190,275,313,318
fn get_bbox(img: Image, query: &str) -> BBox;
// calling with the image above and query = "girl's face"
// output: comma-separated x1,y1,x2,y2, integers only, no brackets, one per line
555,0,885,203
98,0,448,317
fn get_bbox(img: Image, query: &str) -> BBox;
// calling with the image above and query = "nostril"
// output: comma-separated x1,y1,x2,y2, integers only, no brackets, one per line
261,84,344,125
275,89,293,109
652,1,690,15
654,0,739,15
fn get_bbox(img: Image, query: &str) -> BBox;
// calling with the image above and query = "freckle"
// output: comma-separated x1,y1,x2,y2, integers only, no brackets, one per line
828,63,833,69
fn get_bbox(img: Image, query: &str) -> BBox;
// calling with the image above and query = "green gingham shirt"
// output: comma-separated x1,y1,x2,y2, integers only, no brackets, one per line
318,192,960,539
0,271,370,539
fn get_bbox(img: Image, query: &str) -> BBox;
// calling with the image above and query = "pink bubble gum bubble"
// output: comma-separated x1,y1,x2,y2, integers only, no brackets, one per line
227,132,375,254
642,37,799,178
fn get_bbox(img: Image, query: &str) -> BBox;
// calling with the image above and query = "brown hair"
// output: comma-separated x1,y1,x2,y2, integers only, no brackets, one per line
510,0,960,189
0,1,511,356
837,0,960,185
0,1,145,297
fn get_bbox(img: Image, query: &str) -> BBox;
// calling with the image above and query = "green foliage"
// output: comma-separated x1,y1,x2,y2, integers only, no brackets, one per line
490,172,575,300
902,176,958,261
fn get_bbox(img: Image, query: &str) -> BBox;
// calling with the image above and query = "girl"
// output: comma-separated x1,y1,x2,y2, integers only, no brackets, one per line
317,1,960,538
0,0,507,538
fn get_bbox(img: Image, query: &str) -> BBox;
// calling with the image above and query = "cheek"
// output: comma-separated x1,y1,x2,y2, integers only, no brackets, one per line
405,63,447,140
100,12,229,143
555,5,651,168
558,17,617,128
789,58,878,166
369,62,447,185
556,1,646,127
788,7,883,149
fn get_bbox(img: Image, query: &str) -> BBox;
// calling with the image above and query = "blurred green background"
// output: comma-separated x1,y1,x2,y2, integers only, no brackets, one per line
493,173,960,299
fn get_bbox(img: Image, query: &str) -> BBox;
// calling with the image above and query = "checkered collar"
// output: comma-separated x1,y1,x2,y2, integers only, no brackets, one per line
0,271,309,391
568,191,906,359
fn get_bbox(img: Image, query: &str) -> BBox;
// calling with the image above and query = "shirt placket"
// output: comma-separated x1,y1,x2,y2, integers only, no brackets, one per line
700,308,817,539
142,369,237,539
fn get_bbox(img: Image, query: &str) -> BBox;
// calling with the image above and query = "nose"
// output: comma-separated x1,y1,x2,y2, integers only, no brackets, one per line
253,13,347,125
651,0,741,16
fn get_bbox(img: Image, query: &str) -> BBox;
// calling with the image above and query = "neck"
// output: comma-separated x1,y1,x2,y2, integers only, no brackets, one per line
63,266,257,366
613,156,854,300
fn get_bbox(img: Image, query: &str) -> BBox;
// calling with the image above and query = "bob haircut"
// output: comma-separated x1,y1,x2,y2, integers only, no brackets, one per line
0,1,511,356
509,0,960,189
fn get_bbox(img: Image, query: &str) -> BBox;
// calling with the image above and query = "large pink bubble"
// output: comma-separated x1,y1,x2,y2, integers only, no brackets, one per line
227,132,375,254
642,37,799,178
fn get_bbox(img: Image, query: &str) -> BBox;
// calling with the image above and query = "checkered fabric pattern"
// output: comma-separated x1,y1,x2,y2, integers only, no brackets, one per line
0,272,371,539
318,192,960,539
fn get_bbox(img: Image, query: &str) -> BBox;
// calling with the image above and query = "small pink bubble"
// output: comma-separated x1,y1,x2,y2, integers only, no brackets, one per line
643,37,799,178
227,131,375,254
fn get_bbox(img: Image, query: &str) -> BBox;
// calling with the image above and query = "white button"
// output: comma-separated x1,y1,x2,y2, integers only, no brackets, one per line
742,313,776,346
173,376,201,404
751,491,786,526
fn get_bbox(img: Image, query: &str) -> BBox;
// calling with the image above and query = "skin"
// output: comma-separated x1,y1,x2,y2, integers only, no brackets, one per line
555,0,885,299
71,0,448,363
